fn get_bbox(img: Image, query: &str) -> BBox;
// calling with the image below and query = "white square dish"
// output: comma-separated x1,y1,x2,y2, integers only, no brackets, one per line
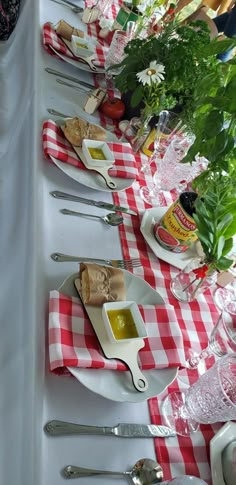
82,139,115,167
71,35,94,57
102,300,147,343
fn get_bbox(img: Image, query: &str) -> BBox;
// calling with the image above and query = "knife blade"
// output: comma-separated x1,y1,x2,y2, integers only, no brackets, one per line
50,191,137,216
45,420,176,438
45,68,95,89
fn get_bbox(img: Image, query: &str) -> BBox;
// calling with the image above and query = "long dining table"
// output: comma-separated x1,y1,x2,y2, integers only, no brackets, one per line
0,1,227,484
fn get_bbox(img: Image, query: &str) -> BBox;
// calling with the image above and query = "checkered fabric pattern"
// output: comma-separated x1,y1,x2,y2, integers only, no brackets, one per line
42,21,108,67
49,290,186,374
84,7,223,482
42,119,139,180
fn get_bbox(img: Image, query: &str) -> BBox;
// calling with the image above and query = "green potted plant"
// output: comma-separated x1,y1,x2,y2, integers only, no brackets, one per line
182,50,236,193
170,171,236,302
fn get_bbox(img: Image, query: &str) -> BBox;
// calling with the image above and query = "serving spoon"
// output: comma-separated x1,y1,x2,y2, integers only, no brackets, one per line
63,458,163,483
60,208,123,226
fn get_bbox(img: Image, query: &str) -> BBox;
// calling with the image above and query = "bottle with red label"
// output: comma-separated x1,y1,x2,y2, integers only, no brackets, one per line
153,192,198,253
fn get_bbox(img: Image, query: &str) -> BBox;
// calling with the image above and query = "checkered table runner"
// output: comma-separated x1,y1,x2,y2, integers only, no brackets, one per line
42,119,139,180
83,4,223,483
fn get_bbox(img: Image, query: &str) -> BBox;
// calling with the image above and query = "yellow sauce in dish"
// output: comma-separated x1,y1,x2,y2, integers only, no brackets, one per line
88,147,106,160
76,42,88,49
107,309,138,340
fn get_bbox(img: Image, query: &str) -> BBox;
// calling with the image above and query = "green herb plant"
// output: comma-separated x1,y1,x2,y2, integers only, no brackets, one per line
193,172,236,271
114,20,224,123
182,56,236,192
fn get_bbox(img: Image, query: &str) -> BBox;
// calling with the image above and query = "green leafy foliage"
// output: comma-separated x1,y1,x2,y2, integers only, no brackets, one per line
182,62,236,194
193,174,236,271
113,19,221,121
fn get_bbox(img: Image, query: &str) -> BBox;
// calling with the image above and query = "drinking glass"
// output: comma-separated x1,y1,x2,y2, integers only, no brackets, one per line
103,30,129,95
162,353,236,436
140,134,197,206
214,279,236,311
185,306,236,370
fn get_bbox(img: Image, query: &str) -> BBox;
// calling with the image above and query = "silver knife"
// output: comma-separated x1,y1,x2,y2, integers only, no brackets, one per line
45,68,95,89
50,191,138,216
44,420,176,438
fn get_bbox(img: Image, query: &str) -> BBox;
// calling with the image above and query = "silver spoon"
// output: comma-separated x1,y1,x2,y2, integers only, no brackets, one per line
60,208,123,226
63,458,163,483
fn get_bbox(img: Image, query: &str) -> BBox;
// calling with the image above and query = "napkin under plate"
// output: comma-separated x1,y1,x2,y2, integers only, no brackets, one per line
42,22,107,67
49,290,186,375
42,120,139,180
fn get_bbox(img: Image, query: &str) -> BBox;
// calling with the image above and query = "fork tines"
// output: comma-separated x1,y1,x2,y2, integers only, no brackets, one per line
112,258,142,269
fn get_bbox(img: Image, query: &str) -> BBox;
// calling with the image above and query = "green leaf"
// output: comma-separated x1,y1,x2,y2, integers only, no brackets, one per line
223,218,236,239
130,84,144,108
216,213,233,234
221,237,234,257
204,110,224,139
217,235,225,260
202,38,236,57
216,256,233,271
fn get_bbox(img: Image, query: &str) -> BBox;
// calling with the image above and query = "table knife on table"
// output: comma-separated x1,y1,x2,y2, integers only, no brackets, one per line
44,420,176,438
50,191,138,216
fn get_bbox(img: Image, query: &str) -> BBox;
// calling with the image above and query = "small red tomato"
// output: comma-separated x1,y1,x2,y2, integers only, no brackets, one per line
100,97,125,120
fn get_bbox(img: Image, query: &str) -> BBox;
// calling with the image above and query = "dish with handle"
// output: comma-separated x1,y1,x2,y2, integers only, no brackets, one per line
50,118,134,192
58,270,178,402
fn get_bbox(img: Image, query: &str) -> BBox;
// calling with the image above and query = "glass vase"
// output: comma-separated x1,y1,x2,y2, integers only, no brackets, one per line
129,110,152,153
170,258,217,302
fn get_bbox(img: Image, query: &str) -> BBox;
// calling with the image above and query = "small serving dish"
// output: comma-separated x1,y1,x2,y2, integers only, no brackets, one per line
82,139,115,167
71,35,94,58
102,301,147,343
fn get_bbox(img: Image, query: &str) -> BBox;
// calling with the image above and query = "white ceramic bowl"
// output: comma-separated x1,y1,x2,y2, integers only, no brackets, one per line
102,301,147,343
82,139,114,167
71,35,94,57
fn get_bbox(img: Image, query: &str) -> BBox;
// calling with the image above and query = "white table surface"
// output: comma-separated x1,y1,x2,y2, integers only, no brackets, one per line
38,1,156,484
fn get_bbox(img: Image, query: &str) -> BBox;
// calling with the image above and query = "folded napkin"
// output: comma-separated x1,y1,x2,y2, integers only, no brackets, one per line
42,120,139,180
42,22,107,67
49,290,186,376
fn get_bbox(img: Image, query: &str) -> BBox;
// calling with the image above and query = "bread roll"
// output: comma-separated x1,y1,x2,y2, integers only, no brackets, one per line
80,263,126,306
63,117,107,147
55,20,84,41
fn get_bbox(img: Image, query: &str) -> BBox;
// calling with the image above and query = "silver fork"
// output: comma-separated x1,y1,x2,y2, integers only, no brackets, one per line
51,253,142,269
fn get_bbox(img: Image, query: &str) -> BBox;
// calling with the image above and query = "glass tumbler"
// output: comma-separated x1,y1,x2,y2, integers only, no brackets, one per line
162,353,236,436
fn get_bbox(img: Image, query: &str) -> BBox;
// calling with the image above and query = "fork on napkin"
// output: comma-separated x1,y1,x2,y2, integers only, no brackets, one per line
48,290,186,375
42,22,107,67
42,120,139,180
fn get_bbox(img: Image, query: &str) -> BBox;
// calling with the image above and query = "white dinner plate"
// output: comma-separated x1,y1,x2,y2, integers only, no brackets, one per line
140,207,198,270
210,421,236,485
58,270,178,402
49,120,135,192
48,44,105,74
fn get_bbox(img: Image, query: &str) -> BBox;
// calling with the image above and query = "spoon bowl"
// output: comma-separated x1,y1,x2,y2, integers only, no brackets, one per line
63,458,163,483
60,208,123,226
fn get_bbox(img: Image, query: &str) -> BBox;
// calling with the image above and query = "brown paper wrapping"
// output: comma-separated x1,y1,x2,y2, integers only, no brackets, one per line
80,263,126,305
55,20,84,41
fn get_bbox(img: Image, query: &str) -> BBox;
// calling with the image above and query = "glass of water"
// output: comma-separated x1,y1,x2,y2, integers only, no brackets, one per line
162,353,236,436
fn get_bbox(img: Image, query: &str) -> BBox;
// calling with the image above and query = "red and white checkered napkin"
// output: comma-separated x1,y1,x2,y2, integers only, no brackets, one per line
48,290,186,376
42,22,108,67
42,120,139,180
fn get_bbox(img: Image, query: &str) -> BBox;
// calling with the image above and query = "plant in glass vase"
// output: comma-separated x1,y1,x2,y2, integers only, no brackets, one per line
171,172,236,302
113,19,234,126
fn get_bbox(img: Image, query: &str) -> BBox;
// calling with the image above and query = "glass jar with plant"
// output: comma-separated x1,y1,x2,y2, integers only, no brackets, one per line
171,172,236,302
113,19,232,126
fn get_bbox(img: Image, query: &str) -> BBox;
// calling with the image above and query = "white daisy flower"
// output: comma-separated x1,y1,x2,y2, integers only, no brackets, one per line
137,61,165,86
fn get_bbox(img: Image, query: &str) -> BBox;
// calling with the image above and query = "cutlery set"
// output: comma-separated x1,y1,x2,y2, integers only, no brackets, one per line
45,420,174,482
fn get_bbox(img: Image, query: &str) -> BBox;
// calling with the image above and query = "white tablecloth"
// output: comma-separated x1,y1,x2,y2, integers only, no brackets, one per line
0,1,157,484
